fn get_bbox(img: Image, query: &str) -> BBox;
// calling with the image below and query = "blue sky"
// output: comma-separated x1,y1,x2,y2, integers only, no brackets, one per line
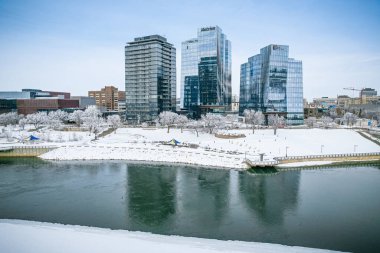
0,0,379,100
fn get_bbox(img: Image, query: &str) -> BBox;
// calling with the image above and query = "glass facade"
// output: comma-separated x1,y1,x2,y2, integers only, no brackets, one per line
125,35,176,122
239,45,304,125
180,26,231,115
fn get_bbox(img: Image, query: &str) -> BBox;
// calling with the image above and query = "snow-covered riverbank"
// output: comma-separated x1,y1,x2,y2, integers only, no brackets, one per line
38,128,380,168
0,220,344,253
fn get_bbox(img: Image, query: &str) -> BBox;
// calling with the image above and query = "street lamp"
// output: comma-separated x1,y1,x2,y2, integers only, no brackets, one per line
321,145,324,154
354,145,358,153
286,146,289,157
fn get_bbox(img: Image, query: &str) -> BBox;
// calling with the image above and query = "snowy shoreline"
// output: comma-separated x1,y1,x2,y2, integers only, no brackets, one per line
0,219,345,253
1,128,379,169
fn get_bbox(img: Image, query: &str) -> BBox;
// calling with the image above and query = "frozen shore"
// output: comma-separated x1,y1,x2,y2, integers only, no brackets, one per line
0,220,344,253
38,128,380,169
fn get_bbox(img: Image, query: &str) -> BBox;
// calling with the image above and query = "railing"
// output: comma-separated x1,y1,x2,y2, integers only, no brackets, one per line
275,152,380,161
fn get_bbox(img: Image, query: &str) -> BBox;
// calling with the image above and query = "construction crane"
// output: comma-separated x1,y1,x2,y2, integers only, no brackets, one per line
343,87,362,97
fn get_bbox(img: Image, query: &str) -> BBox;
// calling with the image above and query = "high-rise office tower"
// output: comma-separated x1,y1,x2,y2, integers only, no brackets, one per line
125,35,176,122
239,45,304,125
180,26,231,116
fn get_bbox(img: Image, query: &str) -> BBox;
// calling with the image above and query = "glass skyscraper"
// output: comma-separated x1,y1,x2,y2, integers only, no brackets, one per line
180,26,231,116
239,45,303,125
125,35,176,123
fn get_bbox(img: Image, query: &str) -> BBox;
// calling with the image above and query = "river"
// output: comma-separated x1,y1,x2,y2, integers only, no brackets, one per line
0,158,379,252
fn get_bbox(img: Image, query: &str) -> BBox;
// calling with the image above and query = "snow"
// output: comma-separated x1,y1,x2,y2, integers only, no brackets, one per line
38,128,380,169
0,219,344,253
0,126,378,169
0,125,94,146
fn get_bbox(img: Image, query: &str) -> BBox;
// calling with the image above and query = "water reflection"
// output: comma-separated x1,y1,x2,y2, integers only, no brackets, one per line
126,164,177,229
238,171,300,225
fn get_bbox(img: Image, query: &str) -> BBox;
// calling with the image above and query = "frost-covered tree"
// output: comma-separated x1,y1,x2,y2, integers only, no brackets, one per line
268,114,284,135
158,111,178,133
107,115,122,132
0,112,19,126
305,117,317,128
175,115,188,133
321,116,333,128
18,118,28,130
328,109,338,120
186,120,203,137
243,109,255,133
253,111,265,131
201,113,222,134
83,106,104,140
26,112,48,129
342,112,358,127
224,114,239,129
244,109,265,133
69,110,85,127
49,110,68,122
47,110,68,130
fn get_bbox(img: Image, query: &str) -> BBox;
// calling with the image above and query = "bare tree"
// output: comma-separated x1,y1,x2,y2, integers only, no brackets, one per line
201,113,222,134
26,112,48,129
321,116,333,128
175,115,188,133
83,106,104,140
18,118,28,130
304,117,317,128
268,114,284,135
342,112,358,127
243,109,255,133
47,110,68,130
186,120,203,137
329,109,338,120
253,111,265,131
0,112,19,126
69,110,85,127
107,115,122,133
49,110,68,122
158,111,178,133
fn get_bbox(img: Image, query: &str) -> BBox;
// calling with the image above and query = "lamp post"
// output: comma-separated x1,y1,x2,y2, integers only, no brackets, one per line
321,145,324,154
286,146,289,157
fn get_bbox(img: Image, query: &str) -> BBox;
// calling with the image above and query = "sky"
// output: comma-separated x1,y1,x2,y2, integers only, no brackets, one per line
0,0,379,101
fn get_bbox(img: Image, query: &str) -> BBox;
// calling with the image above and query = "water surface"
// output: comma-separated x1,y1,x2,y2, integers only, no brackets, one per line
0,158,379,253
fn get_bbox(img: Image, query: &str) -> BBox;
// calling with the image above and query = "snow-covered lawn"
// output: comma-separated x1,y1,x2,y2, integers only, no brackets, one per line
38,127,380,169
99,128,380,157
1,126,379,168
0,220,343,253
0,125,94,146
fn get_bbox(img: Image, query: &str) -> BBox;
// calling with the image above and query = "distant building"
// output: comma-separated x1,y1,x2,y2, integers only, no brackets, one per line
71,96,96,109
239,44,304,125
17,99,79,115
181,26,231,116
0,99,17,113
312,97,337,109
88,86,125,112
0,88,77,115
360,88,377,98
0,91,31,99
125,35,176,122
